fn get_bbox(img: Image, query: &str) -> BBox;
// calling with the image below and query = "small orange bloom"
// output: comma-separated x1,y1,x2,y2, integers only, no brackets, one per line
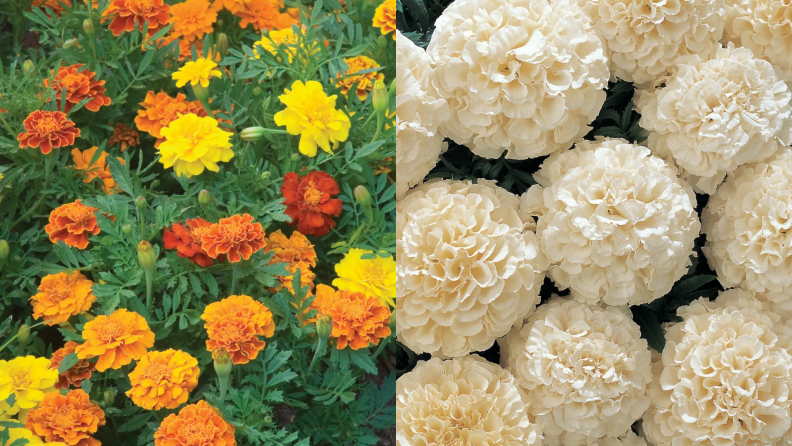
201,214,265,263
154,400,236,446
103,0,171,36
50,341,96,389
202,295,275,364
127,349,200,410
31,271,96,325
75,309,155,372
72,147,126,194
281,171,343,237
336,56,385,101
44,64,111,113
45,200,100,249
25,389,105,446
170,0,217,42
234,0,298,32
263,229,316,293
311,284,391,350
373,0,395,39
163,218,220,267
108,123,140,152
18,110,80,154
135,91,207,147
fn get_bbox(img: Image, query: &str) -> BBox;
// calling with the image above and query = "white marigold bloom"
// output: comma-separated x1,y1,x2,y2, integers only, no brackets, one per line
396,179,547,357
635,44,792,194
396,31,449,199
702,149,792,302
724,0,792,84
589,432,648,446
533,138,700,306
501,298,653,446
578,0,725,87
643,289,792,446
427,0,609,160
397,355,543,446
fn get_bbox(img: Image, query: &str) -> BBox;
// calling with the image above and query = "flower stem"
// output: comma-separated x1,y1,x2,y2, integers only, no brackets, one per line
308,340,327,373
0,322,45,353
144,267,154,311
230,262,239,295
370,114,384,144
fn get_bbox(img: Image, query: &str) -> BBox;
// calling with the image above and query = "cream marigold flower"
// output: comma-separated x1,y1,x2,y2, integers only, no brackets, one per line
397,355,542,446
635,44,792,194
395,31,449,199
273,80,351,157
502,298,653,446
428,0,608,159
397,179,547,357
372,0,395,39
336,56,384,101
724,0,792,83
0,356,58,415
75,309,155,372
154,400,236,446
25,389,105,446
126,349,200,410
31,270,96,325
157,114,234,178
534,137,700,306
643,289,792,446
169,0,217,42
172,57,222,88
332,248,396,307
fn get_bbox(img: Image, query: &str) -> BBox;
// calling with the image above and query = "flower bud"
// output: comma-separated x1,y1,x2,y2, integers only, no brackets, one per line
17,324,30,344
23,60,35,74
137,240,157,271
0,240,9,263
122,224,132,235
135,196,146,211
198,189,211,206
316,314,333,341
63,38,79,49
213,349,232,380
240,126,266,142
103,390,115,406
217,19,223,27
372,80,388,117
252,86,263,97
354,185,372,207
377,35,388,50
217,33,229,56
260,171,271,181
290,153,300,161
83,18,95,36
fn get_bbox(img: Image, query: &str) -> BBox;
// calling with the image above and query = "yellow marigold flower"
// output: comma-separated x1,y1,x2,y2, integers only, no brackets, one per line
2,427,43,445
0,356,59,415
274,80,351,157
336,56,385,101
31,270,96,325
172,58,222,88
157,114,234,178
75,309,155,372
126,349,200,410
332,248,396,307
373,0,395,39
263,229,317,293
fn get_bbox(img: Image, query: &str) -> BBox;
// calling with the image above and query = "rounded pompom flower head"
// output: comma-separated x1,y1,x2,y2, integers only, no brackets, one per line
397,355,543,446
280,171,343,237
263,229,317,293
163,217,218,267
44,64,111,113
234,0,298,32
724,0,792,83
201,214,265,263
332,248,396,307
25,389,105,446
31,270,96,325
172,57,222,88
311,284,391,350
127,349,200,410
202,295,276,364
372,0,395,38
45,200,101,249
0,356,58,415
169,0,217,42
75,309,156,372
157,114,234,178
50,341,96,389
103,0,171,36
108,123,139,152
18,110,80,154
274,80,351,157
154,400,236,446
135,91,207,146
335,56,384,101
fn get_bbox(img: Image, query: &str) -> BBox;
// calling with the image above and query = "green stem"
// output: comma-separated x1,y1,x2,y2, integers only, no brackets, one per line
218,375,228,402
371,338,389,360
308,341,327,373
11,154,54,229
370,114,384,144
144,268,154,311
0,322,45,353
230,263,239,295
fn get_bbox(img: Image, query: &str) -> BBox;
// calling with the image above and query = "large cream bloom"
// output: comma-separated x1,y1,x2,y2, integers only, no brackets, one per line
396,179,547,357
643,289,792,446
723,0,792,84
635,44,792,194
397,355,543,446
427,0,608,159
578,0,725,87
533,137,700,306
589,432,648,446
702,149,792,302
396,31,449,199
501,298,653,446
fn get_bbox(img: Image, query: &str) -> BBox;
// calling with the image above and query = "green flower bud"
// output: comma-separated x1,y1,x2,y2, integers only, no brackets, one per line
388,79,396,98
103,390,115,406
135,196,147,211
240,126,266,142
260,171,271,181
253,86,263,96
213,348,232,380
354,185,372,208
217,33,229,56
23,60,35,74
198,189,211,206
83,18,95,36
122,224,132,235
372,80,388,117
0,240,9,263
316,314,333,341
290,153,300,161
17,324,30,344
137,240,157,271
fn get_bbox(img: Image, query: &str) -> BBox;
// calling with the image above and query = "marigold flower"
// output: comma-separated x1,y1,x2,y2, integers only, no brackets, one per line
332,248,396,307
263,229,317,292
235,0,298,32
274,80,351,157
336,56,384,101
18,110,80,154
169,0,217,42
126,349,200,410
44,200,100,250
32,0,70,16
25,389,105,446
75,309,155,372
72,147,125,194
154,400,236,446
135,91,207,146
172,58,222,88
201,214,265,263
163,217,218,267
158,114,233,178
311,284,391,350
281,171,343,237
373,0,395,39
202,295,275,364
2,427,43,445
103,0,171,36
252,27,318,63
44,64,111,113
108,123,139,152
50,341,96,390
0,356,58,415
31,271,96,326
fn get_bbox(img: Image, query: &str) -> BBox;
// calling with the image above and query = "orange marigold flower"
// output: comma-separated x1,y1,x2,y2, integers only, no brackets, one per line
50,341,96,389
24,389,105,446
44,64,111,113
170,0,217,42
311,284,391,350
31,271,96,326
108,123,140,152
201,214,265,263
202,295,275,364
234,0,298,32
135,91,207,147
127,349,200,410
103,0,171,36
281,171,343,237
263,229,316,293
154,400,236,446
336,56,385,101
45,200,100,250
18,110,80,154
75,309,155,372
72,147,126,194
373,0,395,39
163,217,220,267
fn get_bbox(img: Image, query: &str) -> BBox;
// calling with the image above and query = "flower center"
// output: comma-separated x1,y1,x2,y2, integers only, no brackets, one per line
143,362,171,381
127,0,157,14
46,281,74,303
303,182,322,206
51,406,76,429
179,421,218,444
60,74,85,93
97,320,125,343
35,116,61,134
12,370,30,389
214,323,245,343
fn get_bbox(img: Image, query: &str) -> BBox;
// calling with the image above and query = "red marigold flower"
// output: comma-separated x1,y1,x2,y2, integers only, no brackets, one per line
44,64,111,113
17,110,80,154
163,217,220,267
201,214,265,263
45,200,100,249
50,341,96,389
154,400,235,446
103,0,171,37
108,123,140,152
281,171,342,237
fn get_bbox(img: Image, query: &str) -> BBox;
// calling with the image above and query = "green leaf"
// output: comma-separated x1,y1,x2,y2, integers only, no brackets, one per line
349,349,378,374
106,156,134,197
117,412,152,433
670,275,717,296
57,352,80,374
632,305,665,352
